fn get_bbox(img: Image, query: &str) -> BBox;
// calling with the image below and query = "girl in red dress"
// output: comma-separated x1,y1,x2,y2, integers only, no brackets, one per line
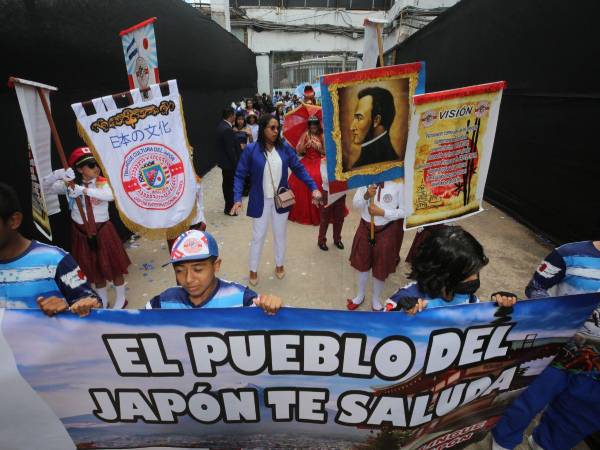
288,116,324,225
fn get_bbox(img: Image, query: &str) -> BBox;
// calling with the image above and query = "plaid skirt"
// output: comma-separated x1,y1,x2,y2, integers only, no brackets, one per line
350,218,404,281
71,221,131,284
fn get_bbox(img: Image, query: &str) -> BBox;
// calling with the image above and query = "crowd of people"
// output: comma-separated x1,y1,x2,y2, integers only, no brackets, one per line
0,86,598,449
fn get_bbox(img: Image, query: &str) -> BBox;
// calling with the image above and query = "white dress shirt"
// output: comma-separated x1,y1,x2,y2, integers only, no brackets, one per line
353,180,405,226
50,178,113,225
262,148,283,199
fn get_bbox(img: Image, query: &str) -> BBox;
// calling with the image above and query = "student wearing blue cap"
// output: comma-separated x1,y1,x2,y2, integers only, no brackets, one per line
146,229,282,313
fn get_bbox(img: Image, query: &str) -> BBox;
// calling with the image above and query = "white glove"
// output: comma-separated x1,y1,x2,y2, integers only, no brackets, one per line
42,168,75,185
62,168,75,182
67,184,85,198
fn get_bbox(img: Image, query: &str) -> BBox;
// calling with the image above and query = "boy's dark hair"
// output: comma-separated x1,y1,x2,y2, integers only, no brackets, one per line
173,255,217,267
222,107,235,120
409,226,489,298
0,182,22,221
257,114,282,149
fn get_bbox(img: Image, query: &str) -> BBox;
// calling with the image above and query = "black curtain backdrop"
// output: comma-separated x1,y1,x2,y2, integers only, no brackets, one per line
392,0,600,244
0,0,256,249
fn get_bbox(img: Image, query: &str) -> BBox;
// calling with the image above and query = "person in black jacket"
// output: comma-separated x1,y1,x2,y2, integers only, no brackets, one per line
216,107,241,215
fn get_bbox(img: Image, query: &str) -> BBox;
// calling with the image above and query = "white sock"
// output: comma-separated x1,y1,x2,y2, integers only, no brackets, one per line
95,286,109,309
113,284,126,309
352,271,369,304
372,277,385,311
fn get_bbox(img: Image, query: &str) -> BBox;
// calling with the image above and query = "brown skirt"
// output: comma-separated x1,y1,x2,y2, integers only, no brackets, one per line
71,221,131,284
350,218,404,281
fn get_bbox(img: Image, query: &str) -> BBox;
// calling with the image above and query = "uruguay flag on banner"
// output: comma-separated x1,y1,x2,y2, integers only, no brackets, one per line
120,17,159,90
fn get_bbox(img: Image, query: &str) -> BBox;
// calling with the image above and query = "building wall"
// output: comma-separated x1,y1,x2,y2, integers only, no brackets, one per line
232,0,461,92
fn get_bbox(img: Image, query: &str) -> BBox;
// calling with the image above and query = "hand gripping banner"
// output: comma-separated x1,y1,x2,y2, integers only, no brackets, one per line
404,81,506,230
0,294,598,450
72,80,196,239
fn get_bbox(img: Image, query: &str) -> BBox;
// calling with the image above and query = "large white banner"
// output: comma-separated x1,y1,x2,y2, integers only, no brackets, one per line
71,80,196,239
11,78,61,239
0,295,599,450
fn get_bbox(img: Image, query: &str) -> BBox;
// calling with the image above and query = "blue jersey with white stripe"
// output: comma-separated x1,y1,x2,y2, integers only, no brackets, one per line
0,241,99,309
388,282,479,309
528,241,600,380
526,241,600,298
146,278,257,309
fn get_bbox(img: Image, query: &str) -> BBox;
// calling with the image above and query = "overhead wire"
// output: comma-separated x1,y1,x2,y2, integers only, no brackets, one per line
230,4,449,38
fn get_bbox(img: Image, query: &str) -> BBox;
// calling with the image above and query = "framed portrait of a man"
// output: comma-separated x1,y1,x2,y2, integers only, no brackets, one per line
320,62,425,193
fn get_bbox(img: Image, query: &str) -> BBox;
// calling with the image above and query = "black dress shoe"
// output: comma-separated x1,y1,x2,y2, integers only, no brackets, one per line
334,241,344,250
318,243,329,251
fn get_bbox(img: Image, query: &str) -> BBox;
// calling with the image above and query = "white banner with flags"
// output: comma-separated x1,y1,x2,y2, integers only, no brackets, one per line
120,17,159,90
11,78,61,239
71,80,197,239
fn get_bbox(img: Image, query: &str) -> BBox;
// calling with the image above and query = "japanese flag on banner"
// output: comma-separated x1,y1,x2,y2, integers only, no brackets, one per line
71,80,197,239
120,17,159,90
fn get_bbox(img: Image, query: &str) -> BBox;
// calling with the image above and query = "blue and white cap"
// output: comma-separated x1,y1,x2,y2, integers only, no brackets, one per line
169,230,219,264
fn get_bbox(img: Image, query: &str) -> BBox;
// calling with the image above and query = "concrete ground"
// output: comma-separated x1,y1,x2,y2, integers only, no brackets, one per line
121,169,554,309
112,169,588,450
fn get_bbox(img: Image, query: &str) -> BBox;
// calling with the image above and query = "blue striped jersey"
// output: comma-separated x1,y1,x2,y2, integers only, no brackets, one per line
526,241,600,298
388,282,479,310
146,278,257,309
0,241,100,309
528,241,600,380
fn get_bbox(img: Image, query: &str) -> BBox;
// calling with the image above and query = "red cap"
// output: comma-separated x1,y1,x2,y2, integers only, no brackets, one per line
68,147,94,167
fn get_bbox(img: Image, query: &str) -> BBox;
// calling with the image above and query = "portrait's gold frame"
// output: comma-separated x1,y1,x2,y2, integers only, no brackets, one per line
329,72,419,181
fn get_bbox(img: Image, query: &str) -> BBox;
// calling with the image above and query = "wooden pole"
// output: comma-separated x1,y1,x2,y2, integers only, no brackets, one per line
370,23,386,244
376,23,385,68
35,86,92,237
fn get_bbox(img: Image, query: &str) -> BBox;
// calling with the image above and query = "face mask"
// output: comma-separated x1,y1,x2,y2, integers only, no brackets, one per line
453,278,480,295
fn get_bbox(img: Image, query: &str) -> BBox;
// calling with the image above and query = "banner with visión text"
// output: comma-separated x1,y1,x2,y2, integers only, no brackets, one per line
404,82,505,230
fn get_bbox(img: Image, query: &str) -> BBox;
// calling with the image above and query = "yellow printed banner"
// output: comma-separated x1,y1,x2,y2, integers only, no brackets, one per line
404,82,506,230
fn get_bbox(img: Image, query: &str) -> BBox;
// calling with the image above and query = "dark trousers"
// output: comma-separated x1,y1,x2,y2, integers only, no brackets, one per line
221,169,235,213
318,194,346,245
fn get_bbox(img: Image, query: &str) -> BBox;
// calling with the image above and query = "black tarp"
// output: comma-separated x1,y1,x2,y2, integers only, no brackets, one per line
391,0,600,244
0,0,256,249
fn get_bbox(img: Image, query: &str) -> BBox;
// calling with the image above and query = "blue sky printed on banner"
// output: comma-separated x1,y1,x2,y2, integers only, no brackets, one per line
2,294,598,449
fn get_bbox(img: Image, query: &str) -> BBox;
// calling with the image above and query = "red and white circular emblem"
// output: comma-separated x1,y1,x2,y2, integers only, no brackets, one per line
121,142,186,210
